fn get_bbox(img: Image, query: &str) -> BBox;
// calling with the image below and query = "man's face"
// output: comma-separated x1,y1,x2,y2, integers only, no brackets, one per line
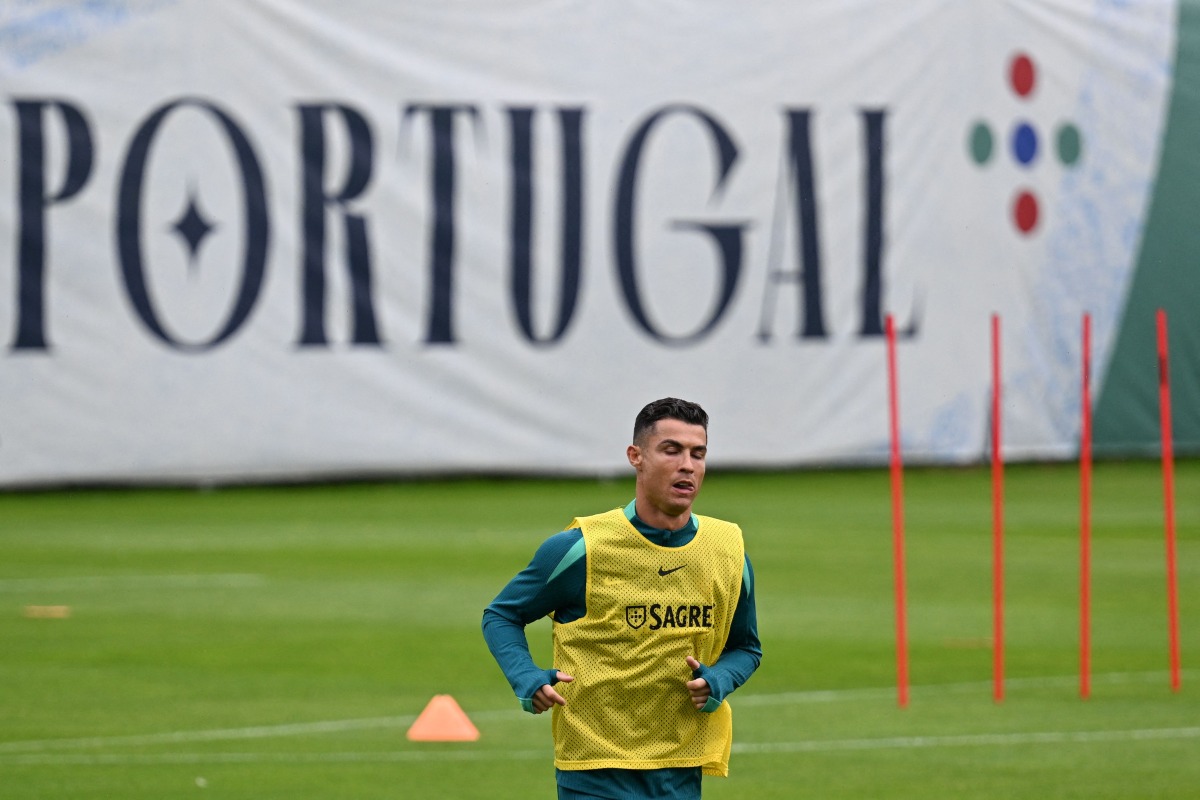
627,418,708,522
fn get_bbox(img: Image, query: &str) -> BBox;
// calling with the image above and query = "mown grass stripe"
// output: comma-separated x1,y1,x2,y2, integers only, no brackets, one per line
4,726,1200,766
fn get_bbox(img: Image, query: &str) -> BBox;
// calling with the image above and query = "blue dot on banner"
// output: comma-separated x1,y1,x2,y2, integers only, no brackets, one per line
1012,122,1038,166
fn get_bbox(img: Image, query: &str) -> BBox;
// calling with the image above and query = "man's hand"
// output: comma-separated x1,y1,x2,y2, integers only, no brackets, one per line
531,671,574,713
685,656,711,710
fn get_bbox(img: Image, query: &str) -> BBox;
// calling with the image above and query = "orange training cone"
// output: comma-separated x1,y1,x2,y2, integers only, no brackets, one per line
406,694,480,742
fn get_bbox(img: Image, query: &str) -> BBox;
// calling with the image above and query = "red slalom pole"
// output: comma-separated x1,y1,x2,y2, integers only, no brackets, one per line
991,314,1005,703
886,314,910,708
1157,309,1182,692
1080,313,1093,700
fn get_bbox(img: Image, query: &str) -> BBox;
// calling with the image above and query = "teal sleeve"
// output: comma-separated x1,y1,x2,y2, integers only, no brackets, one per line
695,553,761,709
482,530,586,711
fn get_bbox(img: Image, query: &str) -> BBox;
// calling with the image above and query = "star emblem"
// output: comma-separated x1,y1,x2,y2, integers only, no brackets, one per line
170,190,217,268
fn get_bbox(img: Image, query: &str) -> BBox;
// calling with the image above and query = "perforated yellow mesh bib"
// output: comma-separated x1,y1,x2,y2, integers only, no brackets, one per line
551,508,744,776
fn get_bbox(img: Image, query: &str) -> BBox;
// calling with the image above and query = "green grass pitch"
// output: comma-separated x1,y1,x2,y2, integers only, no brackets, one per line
1,460,1197,798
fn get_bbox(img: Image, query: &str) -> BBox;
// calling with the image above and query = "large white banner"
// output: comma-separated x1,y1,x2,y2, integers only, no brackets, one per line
0,1,1178,485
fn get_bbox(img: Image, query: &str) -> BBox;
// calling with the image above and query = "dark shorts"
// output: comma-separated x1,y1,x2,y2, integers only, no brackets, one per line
556,767,703,800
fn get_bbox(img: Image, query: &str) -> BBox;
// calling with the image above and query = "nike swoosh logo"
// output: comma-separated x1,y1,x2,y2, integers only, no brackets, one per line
658,565,686,577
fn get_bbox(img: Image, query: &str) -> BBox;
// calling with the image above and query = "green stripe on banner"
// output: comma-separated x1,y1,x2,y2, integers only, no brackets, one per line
1095,1,1200,456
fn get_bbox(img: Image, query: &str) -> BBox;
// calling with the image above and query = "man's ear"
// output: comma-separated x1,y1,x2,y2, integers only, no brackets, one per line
627,444,641,469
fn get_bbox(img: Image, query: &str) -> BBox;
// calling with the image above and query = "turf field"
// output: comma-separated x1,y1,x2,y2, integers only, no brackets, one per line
1,460,1197,798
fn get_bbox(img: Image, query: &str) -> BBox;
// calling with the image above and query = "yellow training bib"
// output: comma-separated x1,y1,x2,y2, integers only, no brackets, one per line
551,508,744,777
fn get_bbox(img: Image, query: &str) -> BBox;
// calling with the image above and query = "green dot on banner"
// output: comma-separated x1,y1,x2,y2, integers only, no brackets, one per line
1057,123,1083,166
969,122,994,165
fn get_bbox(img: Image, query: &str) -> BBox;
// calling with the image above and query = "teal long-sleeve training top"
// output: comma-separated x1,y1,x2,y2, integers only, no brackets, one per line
482,500,761,800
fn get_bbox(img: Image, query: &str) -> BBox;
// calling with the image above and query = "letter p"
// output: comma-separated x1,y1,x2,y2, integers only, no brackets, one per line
12,99,94,350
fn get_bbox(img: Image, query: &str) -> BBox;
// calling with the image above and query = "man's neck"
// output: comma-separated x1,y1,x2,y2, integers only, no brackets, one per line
630,498,691,532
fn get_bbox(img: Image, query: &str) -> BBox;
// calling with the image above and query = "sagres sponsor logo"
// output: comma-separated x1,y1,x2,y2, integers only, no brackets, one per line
625,603,714,630
967,51,1084,236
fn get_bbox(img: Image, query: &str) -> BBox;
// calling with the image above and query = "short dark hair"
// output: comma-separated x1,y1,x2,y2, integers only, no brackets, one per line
633,397,708,444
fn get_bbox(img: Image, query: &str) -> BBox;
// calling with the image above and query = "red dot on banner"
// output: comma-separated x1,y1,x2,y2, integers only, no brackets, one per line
1010,53,1036,97
1013,191,1039,233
